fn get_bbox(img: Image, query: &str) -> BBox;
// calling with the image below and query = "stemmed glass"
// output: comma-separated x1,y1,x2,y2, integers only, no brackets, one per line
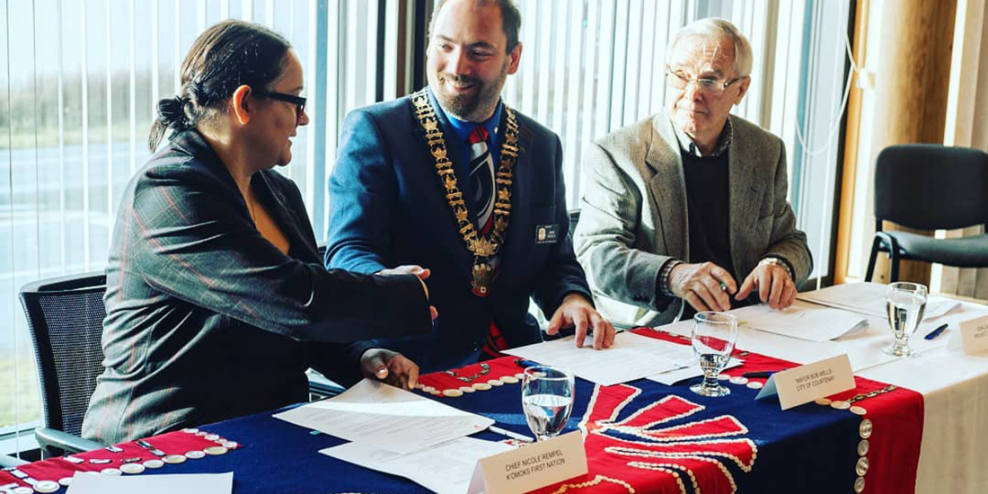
521,365,575,442
690,311,738,397
884,282,928,357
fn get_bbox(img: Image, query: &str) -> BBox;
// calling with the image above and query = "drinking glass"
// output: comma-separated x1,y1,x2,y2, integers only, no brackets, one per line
690,311,738,397
521,365,575,442
884,282,928,357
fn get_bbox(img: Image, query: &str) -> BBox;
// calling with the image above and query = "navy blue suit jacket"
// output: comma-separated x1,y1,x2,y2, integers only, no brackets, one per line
326,90,592,373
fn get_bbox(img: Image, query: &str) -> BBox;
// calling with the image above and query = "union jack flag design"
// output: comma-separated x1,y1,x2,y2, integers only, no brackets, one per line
532,383,757,494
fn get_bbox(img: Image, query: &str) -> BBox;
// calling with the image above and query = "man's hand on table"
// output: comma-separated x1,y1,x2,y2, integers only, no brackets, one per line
736,261,796,310
378,264,439,320
669,261,738,313
360,348,419,390
546,293,616,350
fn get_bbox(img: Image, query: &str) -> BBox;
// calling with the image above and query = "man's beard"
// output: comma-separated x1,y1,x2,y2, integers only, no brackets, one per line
432,70,507,122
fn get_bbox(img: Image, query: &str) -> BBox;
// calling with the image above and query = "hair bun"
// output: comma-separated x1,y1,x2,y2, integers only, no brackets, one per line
157,96,189,129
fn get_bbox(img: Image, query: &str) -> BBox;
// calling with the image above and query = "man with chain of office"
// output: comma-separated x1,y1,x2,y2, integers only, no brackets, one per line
574,18,813,327
326,0,614,376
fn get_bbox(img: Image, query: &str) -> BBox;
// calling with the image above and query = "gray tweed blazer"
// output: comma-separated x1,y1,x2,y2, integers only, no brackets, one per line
574,111,812,327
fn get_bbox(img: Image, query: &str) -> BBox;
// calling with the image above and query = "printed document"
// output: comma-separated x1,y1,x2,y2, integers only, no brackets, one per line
797,282,959,320
65,472,233,494
504,331,686,385
730,301,867,342
321,437,512,494
273,379,494,454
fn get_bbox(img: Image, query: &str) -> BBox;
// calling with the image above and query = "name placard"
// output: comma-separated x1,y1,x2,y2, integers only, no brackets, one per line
467,431,587,494
756,354,855,410
958,315,988,355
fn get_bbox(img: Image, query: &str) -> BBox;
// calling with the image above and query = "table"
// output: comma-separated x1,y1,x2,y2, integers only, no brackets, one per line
659,291,988,494
2,286,985,494
0,338,922,494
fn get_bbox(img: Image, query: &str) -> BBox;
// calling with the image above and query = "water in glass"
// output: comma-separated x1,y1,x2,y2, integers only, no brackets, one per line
883,282,927,357
690,311,737,397
521,366,574,442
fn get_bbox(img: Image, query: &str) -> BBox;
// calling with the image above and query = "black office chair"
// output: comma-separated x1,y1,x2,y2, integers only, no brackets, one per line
18,272,108,457
865,144,988,282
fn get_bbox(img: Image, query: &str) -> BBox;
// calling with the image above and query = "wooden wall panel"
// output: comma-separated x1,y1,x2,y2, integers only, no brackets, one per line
835,0,958,284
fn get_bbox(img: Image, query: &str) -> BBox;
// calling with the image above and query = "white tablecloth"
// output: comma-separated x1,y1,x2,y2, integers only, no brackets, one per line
658,290,988,494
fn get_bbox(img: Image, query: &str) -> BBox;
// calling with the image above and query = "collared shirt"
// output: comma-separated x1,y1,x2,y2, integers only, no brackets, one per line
432,88,504,178
672,117,734,158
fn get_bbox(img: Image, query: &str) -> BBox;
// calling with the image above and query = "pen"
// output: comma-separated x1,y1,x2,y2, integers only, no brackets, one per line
514,359,540,369
924,323,949,340
742,370,783,379
488,425,534,443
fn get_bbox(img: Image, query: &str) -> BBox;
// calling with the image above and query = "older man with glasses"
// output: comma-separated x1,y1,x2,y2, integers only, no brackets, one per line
574,17,812,328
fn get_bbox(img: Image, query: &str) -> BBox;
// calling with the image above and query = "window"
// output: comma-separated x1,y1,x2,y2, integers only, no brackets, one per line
1,0,852,450
0,0,405,447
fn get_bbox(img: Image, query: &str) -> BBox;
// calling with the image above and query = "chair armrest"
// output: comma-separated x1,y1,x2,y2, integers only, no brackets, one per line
34,427,106,455
307,371,345,400
611,321,638,331
0,453,29,468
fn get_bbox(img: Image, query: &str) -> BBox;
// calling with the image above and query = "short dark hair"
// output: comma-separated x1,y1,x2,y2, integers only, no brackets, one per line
430,0,522,54
149,20,291,151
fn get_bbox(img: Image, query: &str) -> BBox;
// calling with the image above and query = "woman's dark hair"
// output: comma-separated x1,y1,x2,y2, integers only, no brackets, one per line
149,20,291,151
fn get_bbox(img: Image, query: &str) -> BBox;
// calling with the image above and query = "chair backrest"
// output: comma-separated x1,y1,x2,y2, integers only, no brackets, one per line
18,272,107,438
874,144,988,230
568,209,581,231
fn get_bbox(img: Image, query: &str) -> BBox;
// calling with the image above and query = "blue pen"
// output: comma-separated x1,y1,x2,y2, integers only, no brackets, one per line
924,323,949,340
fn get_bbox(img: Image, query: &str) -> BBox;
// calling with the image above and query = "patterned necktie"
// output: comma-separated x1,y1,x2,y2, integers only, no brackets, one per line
467,125,496,233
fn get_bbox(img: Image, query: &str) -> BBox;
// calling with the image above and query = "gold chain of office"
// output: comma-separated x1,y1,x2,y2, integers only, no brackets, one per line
410,89,522,296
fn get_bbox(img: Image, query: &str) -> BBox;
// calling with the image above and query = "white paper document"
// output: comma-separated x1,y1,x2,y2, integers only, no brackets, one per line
65,472,233,494
504,331,688,386
321,437,513,494
797,282,959,321
647,357,743,385
731,301,867,342
273,379,494,454
659,300,979,374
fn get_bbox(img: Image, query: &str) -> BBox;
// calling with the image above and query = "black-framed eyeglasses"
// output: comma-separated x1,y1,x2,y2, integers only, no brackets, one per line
665,71,747,96
260,91,307,124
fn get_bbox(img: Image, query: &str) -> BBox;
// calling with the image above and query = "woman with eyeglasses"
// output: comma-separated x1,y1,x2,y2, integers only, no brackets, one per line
82,20,434,444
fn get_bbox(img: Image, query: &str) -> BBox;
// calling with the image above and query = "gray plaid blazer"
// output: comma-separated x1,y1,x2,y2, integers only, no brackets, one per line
82,130,431,444
574,111,812,328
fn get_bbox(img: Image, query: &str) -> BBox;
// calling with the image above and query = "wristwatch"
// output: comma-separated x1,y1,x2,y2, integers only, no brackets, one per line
758,257,793,281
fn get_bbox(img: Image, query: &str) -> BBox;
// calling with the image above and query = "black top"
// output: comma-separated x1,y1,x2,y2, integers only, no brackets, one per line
82,129,431,444
682,149,739,318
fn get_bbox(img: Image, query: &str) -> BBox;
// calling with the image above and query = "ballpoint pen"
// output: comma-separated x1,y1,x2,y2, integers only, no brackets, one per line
924,323,949,340
488,425,534,443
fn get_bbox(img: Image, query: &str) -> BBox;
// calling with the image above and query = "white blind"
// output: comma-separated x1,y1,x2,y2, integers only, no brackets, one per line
0,0,402,445
0,0,852,450
501,0,851,281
